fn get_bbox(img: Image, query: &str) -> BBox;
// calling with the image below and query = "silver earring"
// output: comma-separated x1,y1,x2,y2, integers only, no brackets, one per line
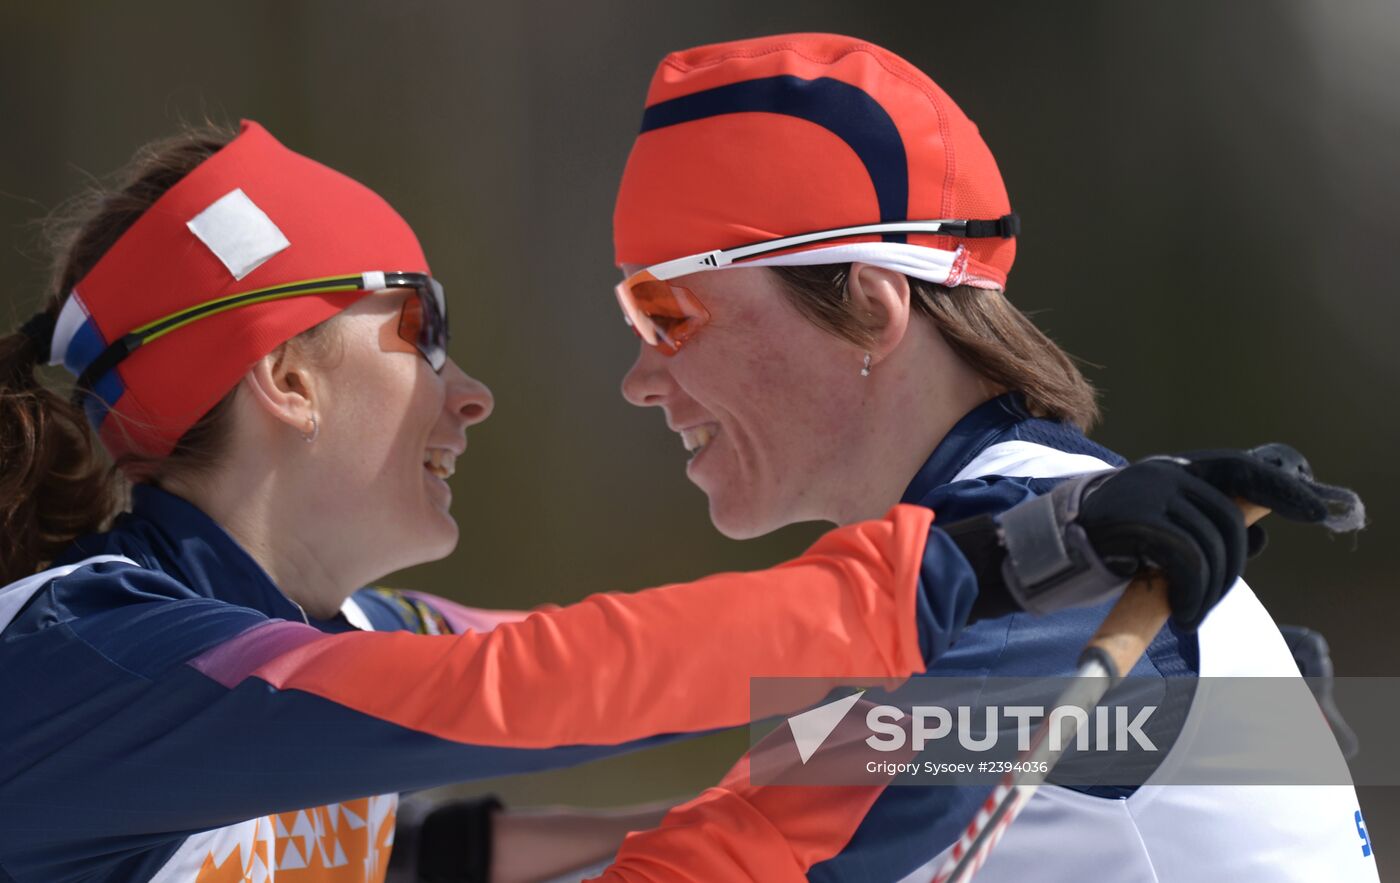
860,353,872,377
302,415,319,444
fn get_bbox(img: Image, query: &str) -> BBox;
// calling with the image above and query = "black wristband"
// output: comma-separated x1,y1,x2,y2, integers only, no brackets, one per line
941,514,1020,621
418,795,504,883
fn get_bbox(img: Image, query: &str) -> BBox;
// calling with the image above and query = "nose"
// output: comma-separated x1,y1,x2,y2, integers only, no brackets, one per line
442,359,495,427
621,341,672,408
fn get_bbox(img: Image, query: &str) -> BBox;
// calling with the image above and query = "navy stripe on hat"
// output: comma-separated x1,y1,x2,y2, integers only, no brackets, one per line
640,75,909,243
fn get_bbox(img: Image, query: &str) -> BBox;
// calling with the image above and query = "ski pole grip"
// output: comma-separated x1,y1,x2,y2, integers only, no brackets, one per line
1082,501,1270,680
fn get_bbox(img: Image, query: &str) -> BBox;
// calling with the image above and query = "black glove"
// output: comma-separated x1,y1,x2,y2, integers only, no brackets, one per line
945,443,1364,631
1074,460,1246,629
945,458,1252,630
387,794,502,883
1161,443,1366,537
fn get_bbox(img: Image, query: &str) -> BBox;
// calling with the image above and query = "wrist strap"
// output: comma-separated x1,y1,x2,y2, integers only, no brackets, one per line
941,514,1019,622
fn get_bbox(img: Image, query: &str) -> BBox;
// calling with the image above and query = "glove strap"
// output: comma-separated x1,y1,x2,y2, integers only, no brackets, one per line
999,472,1129,616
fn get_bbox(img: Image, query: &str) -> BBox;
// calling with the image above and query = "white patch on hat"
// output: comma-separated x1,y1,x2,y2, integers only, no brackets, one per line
186,188,290,280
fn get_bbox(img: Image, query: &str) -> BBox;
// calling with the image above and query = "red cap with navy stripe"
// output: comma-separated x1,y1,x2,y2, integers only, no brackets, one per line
614,33,1016,289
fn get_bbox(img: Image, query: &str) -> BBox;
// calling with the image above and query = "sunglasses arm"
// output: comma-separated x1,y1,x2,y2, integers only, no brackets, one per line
644,220,966,281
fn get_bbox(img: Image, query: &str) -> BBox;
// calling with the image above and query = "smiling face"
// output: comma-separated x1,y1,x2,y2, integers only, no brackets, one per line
309,290,493,571
620,267,872,538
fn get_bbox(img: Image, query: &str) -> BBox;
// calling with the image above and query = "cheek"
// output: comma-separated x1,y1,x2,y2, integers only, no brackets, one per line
341,367,414,435
328,346,433,471
687,319,844,456
750,307,846,413
756,354,845,470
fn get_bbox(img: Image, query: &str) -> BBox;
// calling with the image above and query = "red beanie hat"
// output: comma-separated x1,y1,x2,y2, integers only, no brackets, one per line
615,33,1016,290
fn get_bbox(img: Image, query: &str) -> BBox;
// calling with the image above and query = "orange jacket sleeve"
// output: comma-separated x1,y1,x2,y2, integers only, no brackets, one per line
590,699,914,881
232,504,934,748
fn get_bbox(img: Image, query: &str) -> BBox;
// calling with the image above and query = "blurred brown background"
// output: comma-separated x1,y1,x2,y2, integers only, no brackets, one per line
2,0,1395,872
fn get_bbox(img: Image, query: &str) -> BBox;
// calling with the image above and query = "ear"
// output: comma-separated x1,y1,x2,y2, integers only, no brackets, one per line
241,342,318,436
845,262,912,363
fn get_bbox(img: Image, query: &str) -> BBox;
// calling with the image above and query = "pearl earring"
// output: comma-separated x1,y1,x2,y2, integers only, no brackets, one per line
860,353,872,377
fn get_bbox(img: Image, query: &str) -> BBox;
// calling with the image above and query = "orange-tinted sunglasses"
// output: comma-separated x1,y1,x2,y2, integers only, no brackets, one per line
614,215,1018,355
612,270,711,356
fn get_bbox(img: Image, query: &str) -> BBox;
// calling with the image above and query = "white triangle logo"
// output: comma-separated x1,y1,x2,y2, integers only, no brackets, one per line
787,690,865,764
279,839,307,870
290,811,316,840
342,805,366,830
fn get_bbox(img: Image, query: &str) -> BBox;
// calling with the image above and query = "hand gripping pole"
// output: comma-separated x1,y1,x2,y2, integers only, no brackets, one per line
929,501,1271,883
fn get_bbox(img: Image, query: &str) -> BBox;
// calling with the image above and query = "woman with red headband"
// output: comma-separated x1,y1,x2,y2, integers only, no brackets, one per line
0,118,1272,882
612,32,1375,882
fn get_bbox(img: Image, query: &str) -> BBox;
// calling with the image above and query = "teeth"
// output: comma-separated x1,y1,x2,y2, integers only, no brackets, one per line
680,425,715,453
424,449,456,479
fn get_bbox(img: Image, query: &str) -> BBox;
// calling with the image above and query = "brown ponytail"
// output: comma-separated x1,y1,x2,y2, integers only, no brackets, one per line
0,315,117,583
0,123,237,584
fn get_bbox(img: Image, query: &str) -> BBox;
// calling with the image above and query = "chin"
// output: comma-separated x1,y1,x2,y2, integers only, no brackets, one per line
706,492,782,541
425,517,460,560
401,509,459,565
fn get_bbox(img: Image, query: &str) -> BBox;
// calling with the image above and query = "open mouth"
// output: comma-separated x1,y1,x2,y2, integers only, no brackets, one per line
424,448,457,480
679,424,718,458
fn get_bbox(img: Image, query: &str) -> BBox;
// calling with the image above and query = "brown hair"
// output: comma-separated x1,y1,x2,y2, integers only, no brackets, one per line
0,123,335,584
771,265,1100,431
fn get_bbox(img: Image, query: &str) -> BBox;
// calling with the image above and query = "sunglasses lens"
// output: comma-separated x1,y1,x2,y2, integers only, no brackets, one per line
615,277,709,355
398,281,449,371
